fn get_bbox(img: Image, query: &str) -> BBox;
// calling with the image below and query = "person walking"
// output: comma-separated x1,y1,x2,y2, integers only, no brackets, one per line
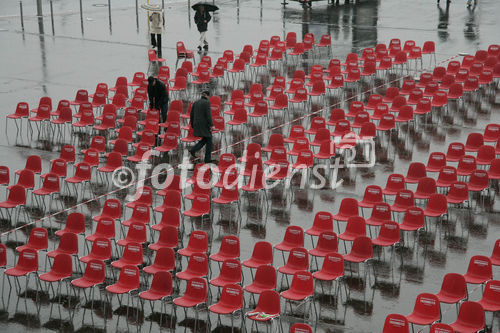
147,76,169,124
149,11,163,57
189,90,215,163
194,5,211,51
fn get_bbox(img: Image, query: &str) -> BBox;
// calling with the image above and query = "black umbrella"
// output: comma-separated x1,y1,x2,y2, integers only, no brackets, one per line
191,2,219,12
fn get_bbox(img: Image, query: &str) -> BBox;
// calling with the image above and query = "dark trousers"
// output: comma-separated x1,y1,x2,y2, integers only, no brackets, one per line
151,33,162,56
191,136,212,163
160,102,168,123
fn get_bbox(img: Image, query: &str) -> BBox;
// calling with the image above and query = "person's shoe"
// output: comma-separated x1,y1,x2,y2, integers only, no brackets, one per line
197,46,202,52
189,150,197,159
203,44,209,50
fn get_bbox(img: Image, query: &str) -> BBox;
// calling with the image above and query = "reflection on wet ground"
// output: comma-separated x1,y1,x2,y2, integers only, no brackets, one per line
0,0,500,332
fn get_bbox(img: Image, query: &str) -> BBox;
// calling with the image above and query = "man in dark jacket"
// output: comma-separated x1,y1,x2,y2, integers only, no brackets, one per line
147,76,169,123
194,5,211,51
189,90,214,163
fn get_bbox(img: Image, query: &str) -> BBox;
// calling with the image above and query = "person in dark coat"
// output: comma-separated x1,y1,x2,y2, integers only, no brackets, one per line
147,76,169,123
189,90,214,163
194,5,211,51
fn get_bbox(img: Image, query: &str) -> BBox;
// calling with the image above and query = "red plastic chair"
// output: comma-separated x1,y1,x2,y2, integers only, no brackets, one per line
210,258,242,288
209,284,243,327
80,237,111,263
477,279,500,313
436,166,457,188
274,226,304,257
343,236,373,263
446,142,466,162
414,177,437,200
144,247,175,275
178,230,208,257
246,289,281,331
278,247,309,277
117,221,147,247
426,152,446,172
429,323,453,333
148,225,178,251
72,258,105,288
382,313,409,333
446,181,469,206
16,227,48,252
47,232,78,259
280,271,315,318
339,216,366,243
111,242,143,269
434,273,467,306
366,202,392,227
139,271,173,310
243,241,273,269
126,186,153,209
176,253,208,281
210,235,240,262
290,323,313,333
372,221,400,247
449,301,485,333
40,253,73,283
450,152,473,178
332,198,359,222
312,252,344,283
405,162,427,184
465,133,484,153
490,239,500,266
400,207,425,232
5,248,38,278
467,169,489,193
405,293,440,329
305,211,333,241
172,277,207,328
183,194,210,218
423,193,448,219
476,145,495,165
106,264,140,305
463,255,492,284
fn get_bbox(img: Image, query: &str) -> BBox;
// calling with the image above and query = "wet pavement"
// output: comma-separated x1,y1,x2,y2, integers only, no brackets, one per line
1,0,500,332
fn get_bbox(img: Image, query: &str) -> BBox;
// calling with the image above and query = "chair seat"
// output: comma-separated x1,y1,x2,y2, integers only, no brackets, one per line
139,289,172,301
477,298,500,312
148,241,177,251
372,238,397,247
406,313,438,326
343,253,370,263
16,244,45,252
106,283,136,294
144,264,174,275
72,277,101,288
183,208,208,217
174,295,203,308
312,270,342,281
5,267,35,277
210,253,236,262
244,283,272,295
40,271,70,282
247,312,279,322
47,249,76,258
449,322,484,333
209,303,240,315
280,290,311,301
80,253,109,263
210,277,239,288
423,208,445,217
463,273,489,284
112,259,140,269
242,259,269,269
435,291,464,304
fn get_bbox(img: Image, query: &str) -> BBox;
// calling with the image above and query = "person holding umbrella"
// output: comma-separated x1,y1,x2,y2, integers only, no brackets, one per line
192,2,218,51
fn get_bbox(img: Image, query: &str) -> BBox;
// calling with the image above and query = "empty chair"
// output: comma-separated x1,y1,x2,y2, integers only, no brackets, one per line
210,259,242,288
332,198,359,222
210,235,240,262
343,236,373,264
382,314,409,333
405,293,440,330
274,226,304,256
449,301,485,333
242,241,273,269
244,264,277,295
434,273,467,307
171,277,207,330
312,252,344,282
178,230,208,257
16,227,48,252
208,284,243,329
477,280,500,314
463,255,492,285
176,253,208,281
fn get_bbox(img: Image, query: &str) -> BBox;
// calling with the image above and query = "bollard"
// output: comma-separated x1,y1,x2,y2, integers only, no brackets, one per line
135,0,139,31
50,0,55,35
79,0,84,34
19,1,24,31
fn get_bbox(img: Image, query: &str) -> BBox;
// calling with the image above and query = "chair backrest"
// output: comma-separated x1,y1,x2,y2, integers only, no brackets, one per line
94,217,115,239
281,226,304,248
290,323,313,333
185,230,209,253
252,264,276,290
311,211,333,233
285,247,309,270
377,221,400,244
185,253,208,276
250,241,273,265
338,197,359,218
465,255,492,280
289,271,314,296
152,247,175,270
321,252,344,276
254,289,280,315
215,235,240,259
117,265,140,290
26,227,48,250
148,271,173,297
350,236,373,259
48,253,73,278
402,206,425,228
383,313,409,333
15,248,38,273
218,259,242,282
438,272,467,299
455,301,485,330
184,277,207,303
411,293,440,321
56,232,78,254
217,284,243,310
89,237,112,260
429,323,453,333
79,259,106,285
